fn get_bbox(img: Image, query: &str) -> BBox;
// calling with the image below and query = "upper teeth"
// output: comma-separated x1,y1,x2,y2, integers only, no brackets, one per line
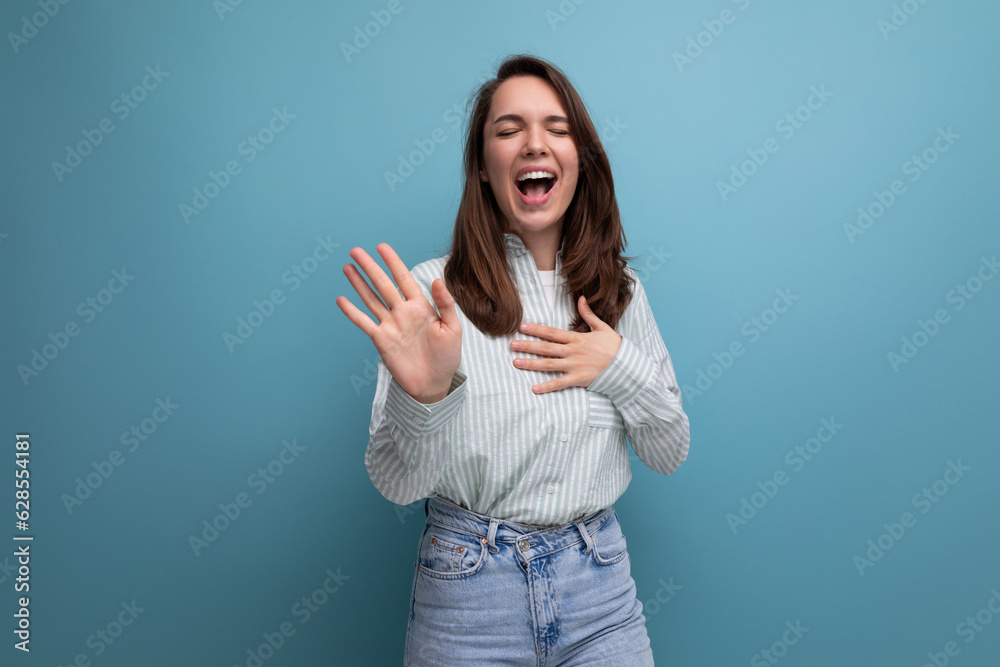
517,170,556,181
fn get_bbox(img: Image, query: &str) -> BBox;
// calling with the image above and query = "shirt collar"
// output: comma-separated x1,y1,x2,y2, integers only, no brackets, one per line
503,233,566,273
504,233,527,256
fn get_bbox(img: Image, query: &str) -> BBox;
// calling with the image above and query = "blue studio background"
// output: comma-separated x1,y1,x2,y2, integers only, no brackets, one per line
2,1,999,665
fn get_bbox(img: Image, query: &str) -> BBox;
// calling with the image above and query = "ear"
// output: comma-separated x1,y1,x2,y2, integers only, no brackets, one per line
479,169,488,182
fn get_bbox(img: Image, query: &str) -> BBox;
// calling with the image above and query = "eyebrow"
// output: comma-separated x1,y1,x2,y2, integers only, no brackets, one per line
492,114,570,125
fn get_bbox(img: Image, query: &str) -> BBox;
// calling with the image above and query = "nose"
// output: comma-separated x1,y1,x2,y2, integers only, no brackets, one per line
522,124,549,156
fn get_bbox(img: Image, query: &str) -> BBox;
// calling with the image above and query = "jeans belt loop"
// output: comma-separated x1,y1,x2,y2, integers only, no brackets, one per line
574,519,593,554
486,518,500,554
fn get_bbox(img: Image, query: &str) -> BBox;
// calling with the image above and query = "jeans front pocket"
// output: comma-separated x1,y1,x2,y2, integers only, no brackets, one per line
589,512,629,567
417,522,489,580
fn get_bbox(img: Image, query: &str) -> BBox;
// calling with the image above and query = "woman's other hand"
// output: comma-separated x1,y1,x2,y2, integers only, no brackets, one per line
510,295,622,394
337,243,462,404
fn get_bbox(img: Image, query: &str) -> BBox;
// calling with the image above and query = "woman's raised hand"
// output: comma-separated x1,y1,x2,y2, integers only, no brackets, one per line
336,243,462,404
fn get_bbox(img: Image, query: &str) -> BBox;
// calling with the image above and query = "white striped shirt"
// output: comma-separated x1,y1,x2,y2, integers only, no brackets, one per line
364,233,690,526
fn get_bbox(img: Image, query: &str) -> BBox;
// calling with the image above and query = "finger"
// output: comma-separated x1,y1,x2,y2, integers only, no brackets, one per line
578,295,608,331
511,339,565,357
343,263,390,322
513,356,568,373
349,246,405,309
519,322,573,344
335,295,378,339
376,243,425,304
431,278,461,330
528,374,571,394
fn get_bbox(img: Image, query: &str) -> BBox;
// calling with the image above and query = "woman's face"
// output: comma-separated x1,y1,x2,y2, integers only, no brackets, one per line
480,75,579,242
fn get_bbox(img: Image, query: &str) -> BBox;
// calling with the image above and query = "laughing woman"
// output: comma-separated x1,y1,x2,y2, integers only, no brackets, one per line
337,54,689,666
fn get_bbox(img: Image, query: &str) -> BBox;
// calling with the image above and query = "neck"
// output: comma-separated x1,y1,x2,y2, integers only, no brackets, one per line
513,223,562,271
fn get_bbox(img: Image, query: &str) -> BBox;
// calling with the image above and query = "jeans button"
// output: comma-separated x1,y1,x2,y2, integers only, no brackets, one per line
520,561,527,570
518,539,530,551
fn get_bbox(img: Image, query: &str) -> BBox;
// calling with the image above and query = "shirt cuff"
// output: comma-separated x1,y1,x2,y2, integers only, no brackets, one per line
586,336,657,407
385,370,468,440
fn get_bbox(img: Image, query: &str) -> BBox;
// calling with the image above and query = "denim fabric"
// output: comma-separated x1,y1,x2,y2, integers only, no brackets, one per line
404,495,655,666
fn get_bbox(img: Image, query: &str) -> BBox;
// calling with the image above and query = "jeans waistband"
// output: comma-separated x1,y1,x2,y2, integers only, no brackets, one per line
424,495,616,557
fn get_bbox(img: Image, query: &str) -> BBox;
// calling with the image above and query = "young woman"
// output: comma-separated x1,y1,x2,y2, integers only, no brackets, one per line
337,54,690,666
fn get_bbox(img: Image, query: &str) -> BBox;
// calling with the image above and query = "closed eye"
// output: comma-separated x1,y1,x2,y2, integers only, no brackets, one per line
498,129,570,137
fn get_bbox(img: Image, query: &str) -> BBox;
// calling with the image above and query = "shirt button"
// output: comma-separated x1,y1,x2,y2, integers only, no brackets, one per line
546,485,555,494
559,433,568,442
518,539,530,551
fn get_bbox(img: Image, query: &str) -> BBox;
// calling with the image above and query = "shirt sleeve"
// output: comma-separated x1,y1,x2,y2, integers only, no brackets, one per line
362,258,468,505
585,278,690,475
364,357,468,505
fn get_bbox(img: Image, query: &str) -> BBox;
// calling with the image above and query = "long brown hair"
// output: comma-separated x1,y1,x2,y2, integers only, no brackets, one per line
443,54,634,337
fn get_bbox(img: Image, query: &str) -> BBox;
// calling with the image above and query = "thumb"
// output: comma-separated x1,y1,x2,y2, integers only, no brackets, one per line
431,278,461,330
578,295,607,331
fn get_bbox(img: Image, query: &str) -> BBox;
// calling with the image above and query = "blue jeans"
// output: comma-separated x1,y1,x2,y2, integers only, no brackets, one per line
404,495,655,666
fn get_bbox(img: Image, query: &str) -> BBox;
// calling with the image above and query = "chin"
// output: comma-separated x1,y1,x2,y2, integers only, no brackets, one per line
509,216,562,234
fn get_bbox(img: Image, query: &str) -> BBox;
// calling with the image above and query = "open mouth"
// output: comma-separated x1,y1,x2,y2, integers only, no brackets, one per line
516,176,556,198
515,169,558,203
